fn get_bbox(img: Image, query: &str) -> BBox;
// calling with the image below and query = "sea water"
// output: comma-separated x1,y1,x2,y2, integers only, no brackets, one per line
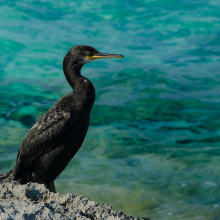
0,0,220,219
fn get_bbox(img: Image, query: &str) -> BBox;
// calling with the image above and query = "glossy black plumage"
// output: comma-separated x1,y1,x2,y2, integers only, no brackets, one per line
0,45,123,192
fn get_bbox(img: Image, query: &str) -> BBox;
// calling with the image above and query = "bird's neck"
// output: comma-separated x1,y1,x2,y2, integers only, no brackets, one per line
63,60,83,89
63,59,95,111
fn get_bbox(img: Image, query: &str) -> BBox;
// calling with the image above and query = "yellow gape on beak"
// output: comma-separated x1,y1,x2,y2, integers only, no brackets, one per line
85,52,124,60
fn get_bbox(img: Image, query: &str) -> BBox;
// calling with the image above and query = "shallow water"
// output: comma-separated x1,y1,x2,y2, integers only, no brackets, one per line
1,0,220,219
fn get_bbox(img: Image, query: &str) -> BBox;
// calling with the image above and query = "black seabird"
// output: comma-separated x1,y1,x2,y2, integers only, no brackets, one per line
0,45,123,192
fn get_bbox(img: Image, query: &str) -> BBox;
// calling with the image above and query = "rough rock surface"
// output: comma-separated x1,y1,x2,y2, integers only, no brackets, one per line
0,182,150,220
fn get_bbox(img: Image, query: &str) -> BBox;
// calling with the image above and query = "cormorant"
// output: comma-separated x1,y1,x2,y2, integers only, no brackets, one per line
0,45,123,192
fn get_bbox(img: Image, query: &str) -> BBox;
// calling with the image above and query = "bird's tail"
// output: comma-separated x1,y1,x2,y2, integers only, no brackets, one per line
0,169,13,182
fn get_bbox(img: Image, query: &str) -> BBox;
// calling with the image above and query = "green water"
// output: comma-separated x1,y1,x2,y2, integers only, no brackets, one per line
1,0,220,219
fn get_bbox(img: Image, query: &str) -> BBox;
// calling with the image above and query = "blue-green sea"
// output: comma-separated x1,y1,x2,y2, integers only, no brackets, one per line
1,0,220,219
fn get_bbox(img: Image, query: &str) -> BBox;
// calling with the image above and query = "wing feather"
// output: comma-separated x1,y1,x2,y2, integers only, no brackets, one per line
13,106,71,180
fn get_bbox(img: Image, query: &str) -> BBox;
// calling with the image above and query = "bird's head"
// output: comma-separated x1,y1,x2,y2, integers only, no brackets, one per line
65,45,124,65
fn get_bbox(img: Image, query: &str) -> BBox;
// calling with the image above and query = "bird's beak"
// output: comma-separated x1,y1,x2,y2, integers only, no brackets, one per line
85,52,124,60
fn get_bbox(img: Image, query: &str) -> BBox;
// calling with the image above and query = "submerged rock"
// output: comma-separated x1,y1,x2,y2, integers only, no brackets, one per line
0,182,150,220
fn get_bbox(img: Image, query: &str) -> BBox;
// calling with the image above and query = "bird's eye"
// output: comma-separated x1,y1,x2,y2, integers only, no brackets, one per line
86,52,91,56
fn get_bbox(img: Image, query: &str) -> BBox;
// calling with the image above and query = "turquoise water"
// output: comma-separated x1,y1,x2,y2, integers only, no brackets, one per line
1,0,220,219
